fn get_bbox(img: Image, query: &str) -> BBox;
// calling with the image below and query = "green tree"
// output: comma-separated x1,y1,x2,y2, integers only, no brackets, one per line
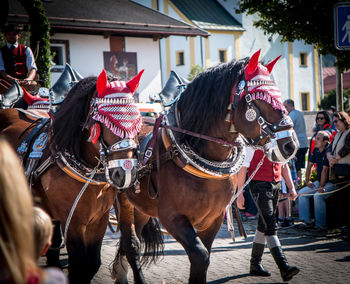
319,89,350,110
188,65,205,81
1,0,51,87
237,0,350,72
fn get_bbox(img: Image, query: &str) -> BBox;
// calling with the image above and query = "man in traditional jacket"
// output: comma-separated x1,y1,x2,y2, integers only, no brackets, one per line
0,24,37,84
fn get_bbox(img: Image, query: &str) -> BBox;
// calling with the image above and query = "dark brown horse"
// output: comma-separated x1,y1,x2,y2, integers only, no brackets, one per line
0,70,148,283
112,51,299,283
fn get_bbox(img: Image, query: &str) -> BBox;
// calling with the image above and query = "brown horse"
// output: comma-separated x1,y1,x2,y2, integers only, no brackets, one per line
0,70,146,283
112,51,299,283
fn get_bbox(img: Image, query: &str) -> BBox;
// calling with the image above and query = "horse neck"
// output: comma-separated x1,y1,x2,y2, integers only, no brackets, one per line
81,130,100,167
201,123,239,162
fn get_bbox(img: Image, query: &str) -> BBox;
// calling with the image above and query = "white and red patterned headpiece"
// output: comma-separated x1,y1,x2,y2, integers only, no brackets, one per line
242,49,286,113
92,69,144,139
22,87,50,110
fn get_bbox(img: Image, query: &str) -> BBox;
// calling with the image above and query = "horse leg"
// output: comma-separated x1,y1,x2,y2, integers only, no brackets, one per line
197,213,225,253
66,226,91,284
162,215,210,284
84,211,110,281
112,193,146,284
46,219,63,268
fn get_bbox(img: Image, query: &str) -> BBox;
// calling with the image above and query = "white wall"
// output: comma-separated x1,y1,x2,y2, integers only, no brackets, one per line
292,41,314,110
209,33,234,67
125,37,162,102
218,0,317,109
50,33,109,85
50,33,162,102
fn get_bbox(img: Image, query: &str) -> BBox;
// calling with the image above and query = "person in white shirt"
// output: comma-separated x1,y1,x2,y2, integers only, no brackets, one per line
0,24,37,84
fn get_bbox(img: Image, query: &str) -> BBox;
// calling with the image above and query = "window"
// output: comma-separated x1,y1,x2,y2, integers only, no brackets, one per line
50,40,70,72
176,51,185,66
218,49,227,63
300,92,310,111
299,52,307,67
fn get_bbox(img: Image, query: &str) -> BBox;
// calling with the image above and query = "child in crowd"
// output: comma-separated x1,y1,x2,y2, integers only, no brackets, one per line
33,207,53,260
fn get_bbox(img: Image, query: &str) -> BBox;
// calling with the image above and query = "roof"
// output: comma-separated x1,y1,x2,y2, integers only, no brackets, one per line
6,0,209,38
171,0,244,31
323,67,350,93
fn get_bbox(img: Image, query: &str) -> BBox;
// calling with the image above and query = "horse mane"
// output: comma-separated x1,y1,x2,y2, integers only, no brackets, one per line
51,76,97,161
178,58,248,151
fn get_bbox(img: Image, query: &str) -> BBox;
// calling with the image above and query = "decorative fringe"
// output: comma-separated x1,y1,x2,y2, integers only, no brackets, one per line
92,113,142,139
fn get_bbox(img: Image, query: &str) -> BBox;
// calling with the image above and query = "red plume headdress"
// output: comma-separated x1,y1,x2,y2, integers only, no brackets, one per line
92,69,144,139
243,50,286,113
22,87,50,110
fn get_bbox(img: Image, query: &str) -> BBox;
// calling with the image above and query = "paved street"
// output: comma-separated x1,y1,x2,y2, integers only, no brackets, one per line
87,219,350,284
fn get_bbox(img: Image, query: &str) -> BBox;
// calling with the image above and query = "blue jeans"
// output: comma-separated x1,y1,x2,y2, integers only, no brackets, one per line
298,181,337,227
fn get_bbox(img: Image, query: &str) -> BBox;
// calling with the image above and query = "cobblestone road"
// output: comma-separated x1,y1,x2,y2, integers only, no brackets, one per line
87,219,350,284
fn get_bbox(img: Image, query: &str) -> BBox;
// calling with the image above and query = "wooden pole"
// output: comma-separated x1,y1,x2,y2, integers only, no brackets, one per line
336,64,344,111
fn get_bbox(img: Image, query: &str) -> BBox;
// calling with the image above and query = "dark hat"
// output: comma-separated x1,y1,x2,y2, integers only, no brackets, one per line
2,24,23,33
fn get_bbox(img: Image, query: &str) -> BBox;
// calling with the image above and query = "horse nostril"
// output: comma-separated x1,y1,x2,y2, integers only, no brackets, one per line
111,169,121,182
283,141,295,156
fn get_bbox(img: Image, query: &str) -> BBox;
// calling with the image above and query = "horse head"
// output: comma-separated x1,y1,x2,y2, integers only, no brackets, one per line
51,69,144,189
177,50,298,165
232,50,298,162
89,69,143,189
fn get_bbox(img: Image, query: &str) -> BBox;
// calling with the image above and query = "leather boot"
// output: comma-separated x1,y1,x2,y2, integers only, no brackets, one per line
270,246,300,282
250,243,271,276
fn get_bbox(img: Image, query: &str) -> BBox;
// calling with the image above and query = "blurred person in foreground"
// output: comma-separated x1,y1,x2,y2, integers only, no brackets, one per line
0,139,66,284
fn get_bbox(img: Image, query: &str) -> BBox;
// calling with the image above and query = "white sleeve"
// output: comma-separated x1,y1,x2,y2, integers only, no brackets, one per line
0,50,5,71
25,47,37,70
242,146,254,168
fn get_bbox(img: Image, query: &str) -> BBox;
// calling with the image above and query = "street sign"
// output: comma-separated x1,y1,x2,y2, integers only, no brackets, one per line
334,2,350,50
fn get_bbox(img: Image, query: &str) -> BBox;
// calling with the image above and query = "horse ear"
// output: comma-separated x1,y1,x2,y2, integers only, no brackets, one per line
97,69,109,95
127,69,144,94
246,49,261,75
265,55,282,74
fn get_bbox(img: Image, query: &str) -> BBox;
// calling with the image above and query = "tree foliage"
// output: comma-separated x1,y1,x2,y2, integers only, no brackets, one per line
188,65,205,81
237,0,350,71
319,89,350,110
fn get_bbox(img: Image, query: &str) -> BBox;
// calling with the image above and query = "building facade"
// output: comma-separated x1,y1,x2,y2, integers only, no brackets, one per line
136,0,322,110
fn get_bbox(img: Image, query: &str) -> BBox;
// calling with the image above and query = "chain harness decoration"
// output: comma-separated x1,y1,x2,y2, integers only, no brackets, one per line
226,49,298,163
85,69,144,189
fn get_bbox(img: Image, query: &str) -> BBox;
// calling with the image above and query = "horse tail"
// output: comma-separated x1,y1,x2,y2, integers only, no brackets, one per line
140,217,164,266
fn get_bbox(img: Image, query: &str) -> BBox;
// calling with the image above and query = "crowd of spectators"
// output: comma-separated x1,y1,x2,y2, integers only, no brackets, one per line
238,100,350,240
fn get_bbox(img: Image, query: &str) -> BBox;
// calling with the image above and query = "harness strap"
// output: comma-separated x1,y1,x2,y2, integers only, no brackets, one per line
57,153,108,185
17,118,50,161
161,128,230,180
32,155,56,180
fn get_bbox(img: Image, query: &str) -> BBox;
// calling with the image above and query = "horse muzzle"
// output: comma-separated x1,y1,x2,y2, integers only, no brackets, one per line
263,129,299,163
105,159,138,189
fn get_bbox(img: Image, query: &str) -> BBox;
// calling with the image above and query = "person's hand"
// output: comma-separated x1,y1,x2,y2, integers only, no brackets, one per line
317,186,325,193
288,187,298,200
327,154,338,166
306,181,315,188
237,193,245,210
